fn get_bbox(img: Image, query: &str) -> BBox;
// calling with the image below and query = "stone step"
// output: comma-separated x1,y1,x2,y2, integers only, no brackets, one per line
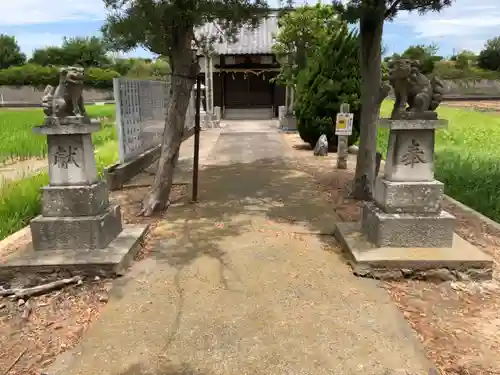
223,108,274,120
374,178,444,214
30,205,122,251
361,201,455,248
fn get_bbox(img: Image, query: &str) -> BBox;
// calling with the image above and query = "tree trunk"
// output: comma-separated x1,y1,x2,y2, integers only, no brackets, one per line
352,12,384,201
139,32,198,216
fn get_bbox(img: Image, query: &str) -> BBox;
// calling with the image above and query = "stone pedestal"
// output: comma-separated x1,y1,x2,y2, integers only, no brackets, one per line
30,117,122,251
0,116,149,282
280,114,297,131
278,106,286,121
362,118,454,248
335,118,493,281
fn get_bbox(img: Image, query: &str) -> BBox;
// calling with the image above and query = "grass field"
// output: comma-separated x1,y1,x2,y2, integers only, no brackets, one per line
0,105,119,240
0,104,116,164
379,101,500,222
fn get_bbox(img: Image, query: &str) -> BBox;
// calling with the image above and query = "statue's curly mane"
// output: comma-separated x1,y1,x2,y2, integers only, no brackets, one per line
389,59,422,86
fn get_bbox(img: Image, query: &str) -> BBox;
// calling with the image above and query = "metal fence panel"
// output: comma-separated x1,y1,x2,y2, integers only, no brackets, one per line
113,77,196,163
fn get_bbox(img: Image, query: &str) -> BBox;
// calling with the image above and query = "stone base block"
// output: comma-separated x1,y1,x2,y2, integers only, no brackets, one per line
334,222,493,281
361,201,455,248
41,181,109,217
0,225,149,282
374,178,444,214
280,115,297,131
30,205,123,251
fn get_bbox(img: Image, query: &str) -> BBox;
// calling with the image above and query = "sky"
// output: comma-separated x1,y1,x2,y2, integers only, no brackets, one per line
0,0,499,59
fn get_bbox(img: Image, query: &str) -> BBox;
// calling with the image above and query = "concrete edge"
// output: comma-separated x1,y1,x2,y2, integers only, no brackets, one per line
334,222,493,281
105,145,162,191
443,194,500,233
0,224,150,282
105,128,195,191
113,224,150,276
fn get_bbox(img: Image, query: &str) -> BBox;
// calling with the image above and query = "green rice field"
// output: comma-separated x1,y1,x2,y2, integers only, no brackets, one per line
0,104,116,164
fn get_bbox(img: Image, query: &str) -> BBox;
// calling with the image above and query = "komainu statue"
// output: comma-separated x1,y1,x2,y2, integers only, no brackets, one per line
388,58,445,120
41,66,87,118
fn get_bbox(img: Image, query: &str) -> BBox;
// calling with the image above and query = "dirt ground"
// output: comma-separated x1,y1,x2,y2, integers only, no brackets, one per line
0,175,187,375
442,100,500,113
283,133,500,375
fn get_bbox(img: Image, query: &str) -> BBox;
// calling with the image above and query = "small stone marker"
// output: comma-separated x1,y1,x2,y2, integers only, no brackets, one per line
334,58,493,281
335,103,353,169
313,134,328,156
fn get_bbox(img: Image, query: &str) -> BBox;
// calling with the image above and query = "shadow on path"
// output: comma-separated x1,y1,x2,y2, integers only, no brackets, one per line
47,147,437,375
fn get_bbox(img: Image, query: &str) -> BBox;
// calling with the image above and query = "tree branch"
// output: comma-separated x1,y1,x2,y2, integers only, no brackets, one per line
384,0,402,18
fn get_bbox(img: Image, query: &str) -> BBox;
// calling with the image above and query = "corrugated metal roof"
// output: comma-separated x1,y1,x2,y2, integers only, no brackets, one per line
196,14,278,55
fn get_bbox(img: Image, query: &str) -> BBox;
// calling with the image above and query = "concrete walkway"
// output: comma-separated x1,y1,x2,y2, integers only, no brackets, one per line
48,120,436,375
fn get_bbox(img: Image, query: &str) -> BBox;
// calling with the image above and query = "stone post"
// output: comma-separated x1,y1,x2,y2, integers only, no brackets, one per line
214,106,222,121
336,103,350,170
30,116,123,251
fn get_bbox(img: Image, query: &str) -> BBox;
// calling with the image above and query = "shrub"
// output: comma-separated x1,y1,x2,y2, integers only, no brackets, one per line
294,26,361,149
433,60,500,80
478,36,500,72
0,63,120,88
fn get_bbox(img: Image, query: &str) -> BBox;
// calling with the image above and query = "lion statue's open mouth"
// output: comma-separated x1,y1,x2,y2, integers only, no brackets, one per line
65,67,85,85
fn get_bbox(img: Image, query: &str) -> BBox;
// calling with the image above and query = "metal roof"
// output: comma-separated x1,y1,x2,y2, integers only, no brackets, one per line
196,14,278,55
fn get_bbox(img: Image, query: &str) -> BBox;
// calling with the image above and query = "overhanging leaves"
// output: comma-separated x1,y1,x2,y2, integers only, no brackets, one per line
101,0,271,56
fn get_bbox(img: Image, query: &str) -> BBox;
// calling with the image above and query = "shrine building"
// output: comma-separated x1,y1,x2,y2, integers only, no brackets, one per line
196,12,289,120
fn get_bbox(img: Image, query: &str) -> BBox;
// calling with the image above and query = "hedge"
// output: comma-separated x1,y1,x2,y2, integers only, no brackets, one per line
295,26,361,149
0,64,121,89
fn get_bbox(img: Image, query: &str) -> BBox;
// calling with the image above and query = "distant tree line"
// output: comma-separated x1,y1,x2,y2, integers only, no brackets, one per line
382,38,500,81
0,34,171,87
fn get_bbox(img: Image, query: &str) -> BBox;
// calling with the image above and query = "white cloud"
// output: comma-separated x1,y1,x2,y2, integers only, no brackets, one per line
395,0,500,52
0,0,105,25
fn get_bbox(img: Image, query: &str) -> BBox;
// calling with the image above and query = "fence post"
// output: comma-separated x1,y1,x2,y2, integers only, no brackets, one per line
192,76,201,203
112,78,127,164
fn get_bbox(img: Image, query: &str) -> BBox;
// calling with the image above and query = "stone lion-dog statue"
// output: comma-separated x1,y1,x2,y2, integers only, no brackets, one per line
388,58,445,120
41,66,87,118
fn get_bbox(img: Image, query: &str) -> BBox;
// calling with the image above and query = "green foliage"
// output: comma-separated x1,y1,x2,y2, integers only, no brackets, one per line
433,60,500,80
450,50,477,71
85,67,122,88
378,101,500,222
273,4,341,86
478,37,500,71
334,0,454,22
124,58,171,78
29,36,111,67
294,26,361,149
385,44,443,74
0,64,120,88
0,34,26,69
101,0,270,57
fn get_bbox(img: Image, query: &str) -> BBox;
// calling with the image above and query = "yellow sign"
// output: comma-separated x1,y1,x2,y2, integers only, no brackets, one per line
335,113,353,135
337,117,347,129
